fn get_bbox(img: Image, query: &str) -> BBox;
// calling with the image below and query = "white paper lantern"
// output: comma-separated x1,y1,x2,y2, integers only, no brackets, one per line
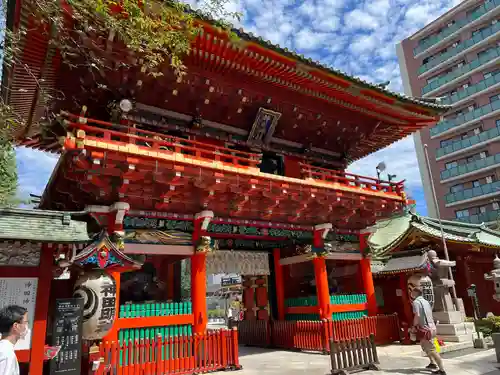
73,271,117,340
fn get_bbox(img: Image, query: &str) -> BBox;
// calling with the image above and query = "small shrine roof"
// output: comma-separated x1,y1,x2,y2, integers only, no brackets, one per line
0,208,92,243
368,213,500,257
372,250,430,276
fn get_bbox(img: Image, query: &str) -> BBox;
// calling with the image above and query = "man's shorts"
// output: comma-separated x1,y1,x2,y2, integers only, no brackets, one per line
420,338,437,353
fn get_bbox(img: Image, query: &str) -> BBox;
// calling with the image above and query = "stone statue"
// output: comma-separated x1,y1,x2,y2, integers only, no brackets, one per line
484,255,500,302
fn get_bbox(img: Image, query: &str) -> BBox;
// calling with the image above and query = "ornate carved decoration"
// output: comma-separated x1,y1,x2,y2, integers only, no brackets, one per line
71,231,143,270
0,242,41,266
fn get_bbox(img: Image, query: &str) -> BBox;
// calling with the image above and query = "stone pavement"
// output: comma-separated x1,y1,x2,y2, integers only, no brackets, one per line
221,345,500,375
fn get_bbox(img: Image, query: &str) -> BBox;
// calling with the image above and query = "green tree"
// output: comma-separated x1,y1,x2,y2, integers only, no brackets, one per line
0,141,17,206
0,0,240,203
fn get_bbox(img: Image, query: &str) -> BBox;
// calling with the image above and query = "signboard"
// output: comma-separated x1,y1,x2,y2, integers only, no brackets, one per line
50,298,84,375
0,278,38,350
221,277,241,287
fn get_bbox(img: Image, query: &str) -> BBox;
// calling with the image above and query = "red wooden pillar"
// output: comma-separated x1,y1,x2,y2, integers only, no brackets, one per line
103,202,129,342
359,232,378,316
273,249,285,320
313,257,331,320
312,224,332,320
29,244,54,375
191,211,214,334
191,253,207,333
399,273,413,344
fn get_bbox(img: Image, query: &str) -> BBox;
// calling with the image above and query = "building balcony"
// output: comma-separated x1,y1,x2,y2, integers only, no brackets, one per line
440,153,500,182
445,180,500,206
455,209,500,224
413,0,500,56
49,112,406,227
422,46,500,96
430,96,500,139
436,127,500,160
418,22,500,76
440,72,500,106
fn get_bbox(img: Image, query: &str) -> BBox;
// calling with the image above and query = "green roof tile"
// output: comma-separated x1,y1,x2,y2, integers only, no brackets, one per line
0,208,92,243
368,213,500,257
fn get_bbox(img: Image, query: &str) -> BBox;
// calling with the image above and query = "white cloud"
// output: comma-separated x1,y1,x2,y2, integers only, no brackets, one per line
344,9,380,31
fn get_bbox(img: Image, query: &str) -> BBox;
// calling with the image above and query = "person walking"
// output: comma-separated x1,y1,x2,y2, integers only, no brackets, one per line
411,285,446,375
0,305,29,375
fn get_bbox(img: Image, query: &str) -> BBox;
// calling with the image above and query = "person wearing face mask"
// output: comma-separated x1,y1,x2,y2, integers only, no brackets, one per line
0,305,29,375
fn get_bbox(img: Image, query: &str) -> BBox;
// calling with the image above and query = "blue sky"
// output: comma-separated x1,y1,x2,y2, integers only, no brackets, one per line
14,0,463,214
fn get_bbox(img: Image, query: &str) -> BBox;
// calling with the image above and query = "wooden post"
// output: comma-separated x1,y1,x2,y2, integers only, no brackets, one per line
399,274,413,325
359,233,377,316
191,211,213,334
313,257,331,320
29,244,54,375
273,249,286,320
167,262,175,301
191,252,207,334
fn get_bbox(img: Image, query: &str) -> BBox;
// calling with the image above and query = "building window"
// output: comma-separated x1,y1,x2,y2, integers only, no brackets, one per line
451,184,464,193
497,119,500,127
455,209,470,218
478,48,493,59
445,161,458,169
490,94,500,103
484,70,499,79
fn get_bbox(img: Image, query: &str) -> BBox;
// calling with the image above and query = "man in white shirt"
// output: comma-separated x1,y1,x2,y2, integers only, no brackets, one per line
0,305,29,375
411,286,446,375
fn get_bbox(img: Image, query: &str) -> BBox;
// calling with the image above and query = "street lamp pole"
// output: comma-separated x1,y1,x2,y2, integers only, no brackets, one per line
423,144,458,300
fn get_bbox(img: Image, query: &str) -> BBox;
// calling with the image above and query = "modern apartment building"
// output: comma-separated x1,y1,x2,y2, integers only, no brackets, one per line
397,0,500,225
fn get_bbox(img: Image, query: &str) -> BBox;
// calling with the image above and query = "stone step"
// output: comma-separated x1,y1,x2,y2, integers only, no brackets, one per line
436,322,476,336
433,311,463,324
420,340,473,356
438,333,475,343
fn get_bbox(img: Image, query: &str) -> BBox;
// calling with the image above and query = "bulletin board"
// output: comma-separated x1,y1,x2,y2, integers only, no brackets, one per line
0,278,38,350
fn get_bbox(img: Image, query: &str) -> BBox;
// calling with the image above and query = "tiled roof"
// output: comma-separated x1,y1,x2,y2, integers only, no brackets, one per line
368,213,500,257
0,208,92,243
373,252,430,275
191,9,450,111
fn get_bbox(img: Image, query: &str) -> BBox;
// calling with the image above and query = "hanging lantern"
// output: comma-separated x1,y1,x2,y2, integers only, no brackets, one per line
73,271,117,340
407,274,434,308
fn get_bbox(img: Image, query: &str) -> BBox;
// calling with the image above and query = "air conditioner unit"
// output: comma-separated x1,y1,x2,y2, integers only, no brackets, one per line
468,105,475,112
492,19,498,25
474,128,481,135
480,152,487,158
463,83,469,89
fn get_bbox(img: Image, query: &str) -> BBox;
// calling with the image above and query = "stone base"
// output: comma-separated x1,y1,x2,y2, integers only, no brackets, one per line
433,311,463,324
436,322,475,336
421,340,473,356
438,333,475,342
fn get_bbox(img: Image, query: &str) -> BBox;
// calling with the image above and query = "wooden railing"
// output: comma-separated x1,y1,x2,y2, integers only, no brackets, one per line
95,328,240,375
62,112,261,169
237,314,400,353
61,112,406,198
300,163,404,194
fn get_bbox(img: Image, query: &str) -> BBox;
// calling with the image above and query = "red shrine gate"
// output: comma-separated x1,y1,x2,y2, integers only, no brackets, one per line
2,0,449,372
